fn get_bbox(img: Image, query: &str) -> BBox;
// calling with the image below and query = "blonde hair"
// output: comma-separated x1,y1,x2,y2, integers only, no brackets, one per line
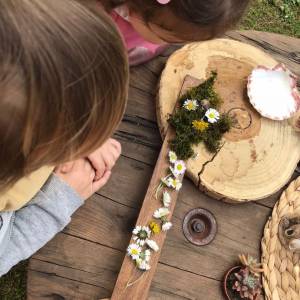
0,0,128,190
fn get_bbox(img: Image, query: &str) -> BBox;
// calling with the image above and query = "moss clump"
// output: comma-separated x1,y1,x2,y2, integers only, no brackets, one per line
168,72,232,160
179,71,221,108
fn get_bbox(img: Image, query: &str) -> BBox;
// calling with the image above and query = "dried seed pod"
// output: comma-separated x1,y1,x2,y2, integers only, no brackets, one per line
278,215,300,252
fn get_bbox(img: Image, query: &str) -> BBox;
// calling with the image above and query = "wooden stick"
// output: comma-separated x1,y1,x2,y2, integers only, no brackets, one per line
111,128,182,300
109,76,196,300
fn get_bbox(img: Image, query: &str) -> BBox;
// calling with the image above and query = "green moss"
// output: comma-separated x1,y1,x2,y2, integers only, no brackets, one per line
168,72,232,160
179,71,221,108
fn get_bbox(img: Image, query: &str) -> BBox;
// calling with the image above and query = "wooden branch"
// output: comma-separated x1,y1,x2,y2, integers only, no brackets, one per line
110,126,182,300
109,76,195,299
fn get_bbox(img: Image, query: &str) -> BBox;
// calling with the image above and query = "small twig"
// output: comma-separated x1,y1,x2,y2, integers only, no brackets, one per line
126,272,146,288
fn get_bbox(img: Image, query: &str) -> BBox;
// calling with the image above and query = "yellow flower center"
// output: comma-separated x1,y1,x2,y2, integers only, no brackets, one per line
131,249,139,255
177,165,182,171
187,102,194,110
149,221,160,234
192,120,209,132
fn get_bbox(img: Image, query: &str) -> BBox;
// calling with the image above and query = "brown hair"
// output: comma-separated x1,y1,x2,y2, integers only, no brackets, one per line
102,0,250,40
0,0,128,190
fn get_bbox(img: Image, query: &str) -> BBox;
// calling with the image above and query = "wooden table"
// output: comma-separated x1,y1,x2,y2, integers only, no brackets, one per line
27,31,300,300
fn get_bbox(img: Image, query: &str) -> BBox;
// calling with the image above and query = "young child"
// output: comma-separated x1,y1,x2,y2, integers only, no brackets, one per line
0,0,128,276
100,0,250,65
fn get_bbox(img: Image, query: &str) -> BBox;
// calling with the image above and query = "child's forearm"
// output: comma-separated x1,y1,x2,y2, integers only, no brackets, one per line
0,174,83,277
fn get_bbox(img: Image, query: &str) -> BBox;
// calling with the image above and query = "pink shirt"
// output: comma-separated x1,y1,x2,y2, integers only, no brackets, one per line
111,6,167,66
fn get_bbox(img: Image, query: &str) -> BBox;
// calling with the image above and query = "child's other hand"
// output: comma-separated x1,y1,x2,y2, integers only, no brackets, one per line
87,138,121,181
54,159,111,200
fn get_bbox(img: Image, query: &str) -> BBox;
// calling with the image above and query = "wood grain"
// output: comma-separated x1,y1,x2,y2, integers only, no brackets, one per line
157,38,300,202
111,124,183,299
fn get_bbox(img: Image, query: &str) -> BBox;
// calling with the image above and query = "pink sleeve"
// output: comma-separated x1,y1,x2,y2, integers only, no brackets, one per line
128,45,167,66
111,8,168,66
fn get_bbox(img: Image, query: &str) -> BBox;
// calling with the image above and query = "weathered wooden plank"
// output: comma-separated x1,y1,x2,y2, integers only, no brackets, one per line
126,88,157,122
67,173,271,280
98,156,153,208
130,65,159,97
116,114,161,163
226,31,300,77
111,123,181,299
28,236,224,300
27,269,104,300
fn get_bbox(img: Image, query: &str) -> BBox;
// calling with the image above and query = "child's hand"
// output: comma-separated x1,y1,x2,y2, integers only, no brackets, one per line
54,159,111,200
87,138,121,181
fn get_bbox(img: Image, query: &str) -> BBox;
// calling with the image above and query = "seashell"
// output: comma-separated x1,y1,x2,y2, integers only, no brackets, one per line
247,64,300,120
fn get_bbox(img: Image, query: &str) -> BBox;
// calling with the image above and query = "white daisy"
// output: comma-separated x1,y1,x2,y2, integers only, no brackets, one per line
166,177,182,191
146,239,159,252
132,226,151,246
163,191,171,207
127,243,141,260
162,222,173,231
153,207,170,219
205,108,220,123
168,151,177,163
183,99,198,111
144,249,151,262
172,160,186,177
139,249,151,262
136,259,151,271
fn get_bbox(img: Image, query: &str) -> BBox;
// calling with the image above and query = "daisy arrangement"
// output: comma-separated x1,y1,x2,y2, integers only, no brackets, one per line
126,151,185,272
168,71,232,160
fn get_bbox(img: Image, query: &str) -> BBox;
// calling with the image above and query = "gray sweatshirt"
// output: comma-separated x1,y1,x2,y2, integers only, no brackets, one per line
0,174,84,276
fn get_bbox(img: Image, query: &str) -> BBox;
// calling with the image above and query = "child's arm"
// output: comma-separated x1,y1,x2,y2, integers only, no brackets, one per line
0,174,83,276
0,158,112,276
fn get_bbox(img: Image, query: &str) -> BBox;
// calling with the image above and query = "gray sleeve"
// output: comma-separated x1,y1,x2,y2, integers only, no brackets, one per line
0,174,84,277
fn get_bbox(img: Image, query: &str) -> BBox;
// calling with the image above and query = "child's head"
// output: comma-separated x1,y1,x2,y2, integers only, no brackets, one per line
0,0,128,189
104,0,250,44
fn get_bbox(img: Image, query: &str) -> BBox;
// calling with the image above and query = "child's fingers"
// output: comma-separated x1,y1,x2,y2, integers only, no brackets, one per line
110,139,122,155
87,154,105,180
110,145,121,161
92,170,111,192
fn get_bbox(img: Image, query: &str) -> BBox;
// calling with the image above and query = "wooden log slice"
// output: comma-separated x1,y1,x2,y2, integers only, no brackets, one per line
157,39,300,203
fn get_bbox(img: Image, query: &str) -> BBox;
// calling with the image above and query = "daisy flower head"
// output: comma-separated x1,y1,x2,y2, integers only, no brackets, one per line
162,222,173,231
149,221,161,234
168,151,177,163
163,191,171,207
192,120,209,132
136,258,151,271
127,243,141,260
153,207,170,219
172,160,186,177
140,249,151,262
183,99,198,111
132,226,151,246
166,177,182,191
146,239,159,252
205,108,220,123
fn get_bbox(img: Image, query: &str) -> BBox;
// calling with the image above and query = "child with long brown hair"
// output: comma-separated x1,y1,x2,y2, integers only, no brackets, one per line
0,0,128,276
98,0,250,65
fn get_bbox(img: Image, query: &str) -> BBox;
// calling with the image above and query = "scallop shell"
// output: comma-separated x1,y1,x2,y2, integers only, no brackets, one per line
247,64,300,120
